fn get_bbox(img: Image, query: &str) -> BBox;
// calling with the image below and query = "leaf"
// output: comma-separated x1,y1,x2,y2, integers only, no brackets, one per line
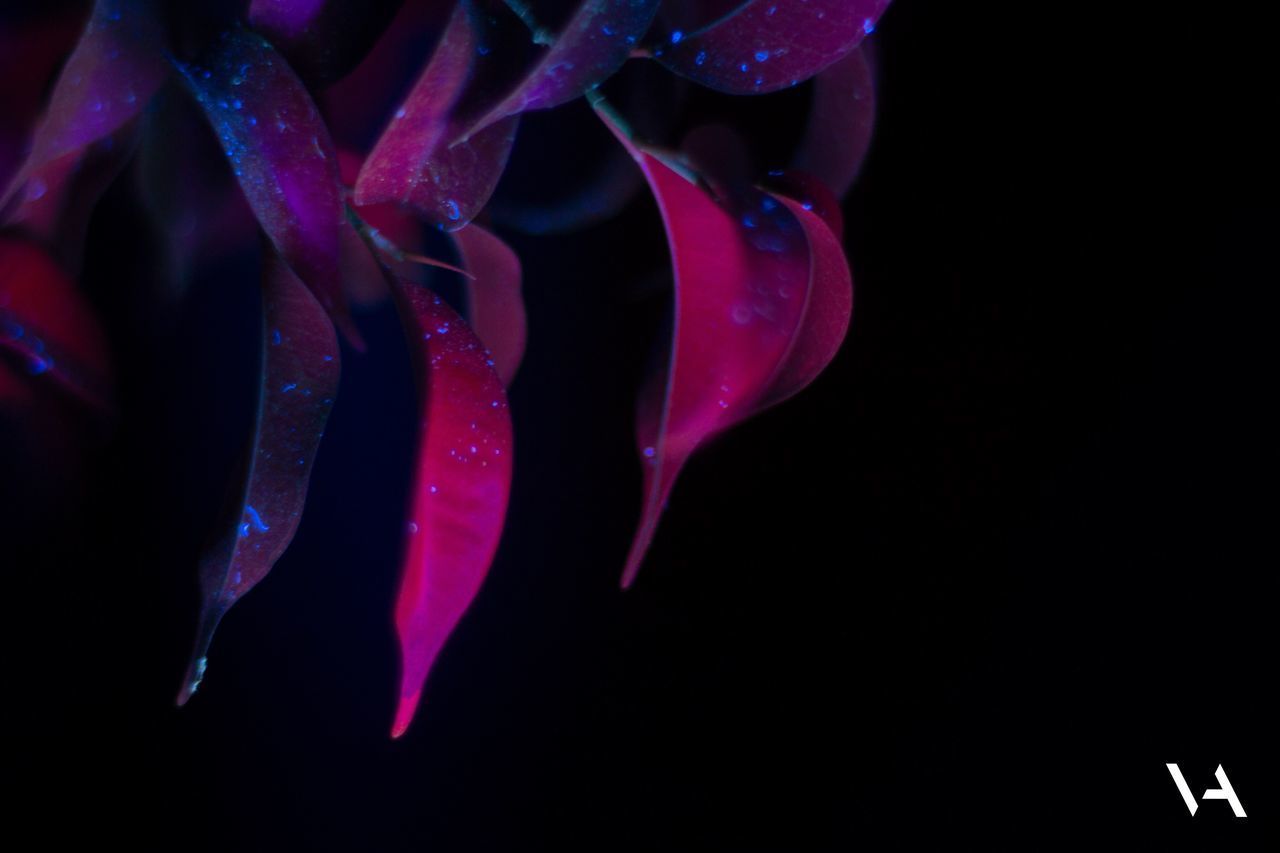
0,234,113,413
248,0,404,87
1,0,166,209
450,223,526,386
177,250,341,704
594,101,852,587
793,46,875,197
176,26,361,345
355,1,520,231
651,0,890,94
460,0,661,139
388,279,513,737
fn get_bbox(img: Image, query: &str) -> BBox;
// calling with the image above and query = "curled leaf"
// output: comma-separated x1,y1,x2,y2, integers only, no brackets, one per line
793,46,876,197
388,279,513,737
461,0,661,139
651,0,890,94
177,250,341,704
176,26,360,344
355,1,519,231
450,223,525,386
2,0,165,209
595,101,852,587
0,235,113,413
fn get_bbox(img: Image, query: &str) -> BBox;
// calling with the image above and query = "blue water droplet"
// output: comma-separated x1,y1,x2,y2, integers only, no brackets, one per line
695,50,707,66
670,30,684,44
863,18,876,34
755,50,769,62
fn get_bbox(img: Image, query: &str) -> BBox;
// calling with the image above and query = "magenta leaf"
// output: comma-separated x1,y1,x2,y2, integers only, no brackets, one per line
0,235,113,413
793,46,876,197
355,2,519,231
1,1,164,211
176,27,360,344
389,279,513,737
177,250,341,704
595,101,852,587
461,0,661,138
450,223,526,386
248,0,403,86
651,0,890,94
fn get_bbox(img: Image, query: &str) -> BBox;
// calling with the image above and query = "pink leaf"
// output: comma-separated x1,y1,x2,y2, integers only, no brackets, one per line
1,0,166,209
461,0,661,138
652,0,890,94
793,46,876,197
177,250,341,704
355,2,519,231
595,101,852,587
0,235,113,413
176,27,361,345
389,280,513,737
450,223,526,386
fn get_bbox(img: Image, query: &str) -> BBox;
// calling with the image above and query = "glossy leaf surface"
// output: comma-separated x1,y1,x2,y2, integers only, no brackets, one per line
176,27,358,342
653,0,890,94
389,280,513,737
177,251,341,704
355,2,519,231
597,103,852,586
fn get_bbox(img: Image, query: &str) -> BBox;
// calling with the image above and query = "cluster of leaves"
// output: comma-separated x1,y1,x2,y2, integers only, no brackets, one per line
0,0,887,736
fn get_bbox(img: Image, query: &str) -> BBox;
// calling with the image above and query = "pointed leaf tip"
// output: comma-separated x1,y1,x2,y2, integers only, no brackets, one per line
388,281,513,736
179,251,341,703
595,102,853,586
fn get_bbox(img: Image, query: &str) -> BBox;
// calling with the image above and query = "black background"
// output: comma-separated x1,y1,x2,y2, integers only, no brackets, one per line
3,0,1275,848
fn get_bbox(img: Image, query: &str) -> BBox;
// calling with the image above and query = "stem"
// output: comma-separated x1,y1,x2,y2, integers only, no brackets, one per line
502,0,555,46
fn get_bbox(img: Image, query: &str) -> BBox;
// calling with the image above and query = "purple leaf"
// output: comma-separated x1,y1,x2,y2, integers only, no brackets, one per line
460,0,661,138
1,0,166,209
355,1,519,231
176,27,361,345
177,250,341,704
389,280,513,737
450,223,526,386
595,101,852,587
793,46,876,197
652,0,890,94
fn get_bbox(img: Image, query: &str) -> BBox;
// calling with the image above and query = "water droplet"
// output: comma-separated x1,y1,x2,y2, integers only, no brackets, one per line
271,329,282,346
445,199,461,220
863,18,876,35
695,51,707,66
670,30,684,44
642,446,656,458
755,50,769,62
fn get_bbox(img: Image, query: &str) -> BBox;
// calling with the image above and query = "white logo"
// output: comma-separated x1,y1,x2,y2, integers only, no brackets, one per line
1166,764,1247,818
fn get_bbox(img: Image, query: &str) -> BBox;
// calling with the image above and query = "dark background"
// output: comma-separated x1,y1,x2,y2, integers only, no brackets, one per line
3,0,1275,848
